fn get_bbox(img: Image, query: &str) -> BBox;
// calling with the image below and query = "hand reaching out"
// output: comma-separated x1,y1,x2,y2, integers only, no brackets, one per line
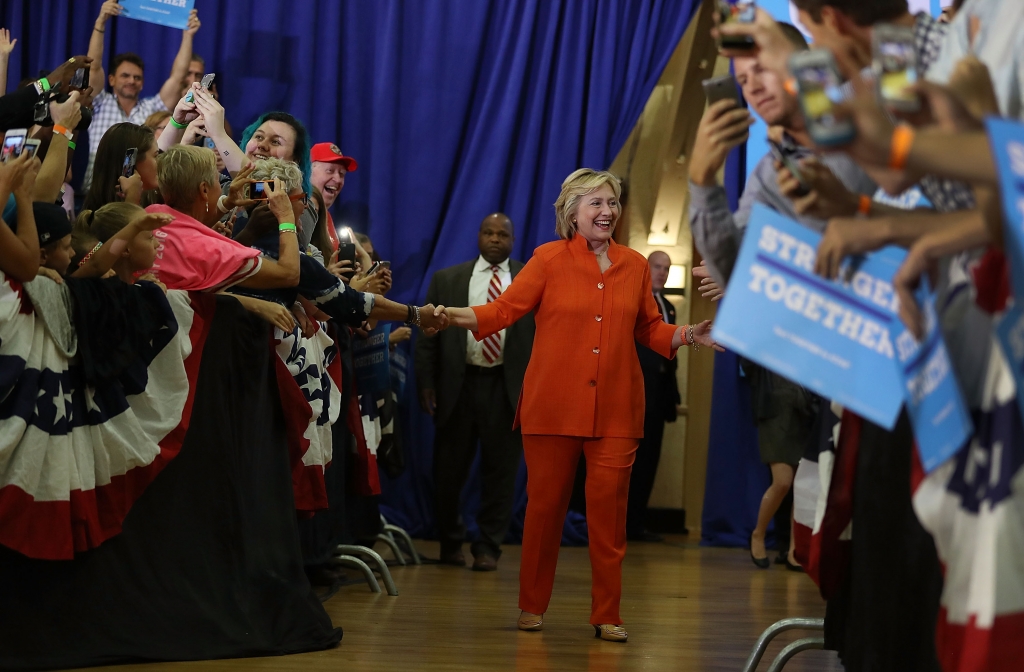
130,211,174,232
691,260,723,301
390,326,412,345
690,319,725,352
265,179,293,223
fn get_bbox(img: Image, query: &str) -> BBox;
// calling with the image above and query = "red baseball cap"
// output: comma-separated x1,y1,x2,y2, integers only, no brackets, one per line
310,143,358,171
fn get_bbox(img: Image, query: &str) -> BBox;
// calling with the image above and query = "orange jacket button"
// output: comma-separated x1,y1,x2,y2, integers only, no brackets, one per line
592,347,600,354
595,315,602,322
597,282,605,289
589,380,597,387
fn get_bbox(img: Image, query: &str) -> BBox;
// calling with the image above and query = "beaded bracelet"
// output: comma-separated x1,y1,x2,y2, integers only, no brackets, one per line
79,242,104,266
405,304,421,327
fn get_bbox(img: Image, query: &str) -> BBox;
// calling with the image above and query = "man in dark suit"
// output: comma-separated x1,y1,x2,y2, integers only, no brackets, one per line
628,250,680,542
415,213,535,571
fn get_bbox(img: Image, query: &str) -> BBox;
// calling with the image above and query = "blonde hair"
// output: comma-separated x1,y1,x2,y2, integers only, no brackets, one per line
144,110,172,130
76,202,145,242
157,145,219,211
249,158,304,193
553,168,621,240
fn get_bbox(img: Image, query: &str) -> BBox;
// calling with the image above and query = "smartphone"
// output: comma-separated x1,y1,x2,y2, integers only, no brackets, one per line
872,24,919,112
767,140,810,197
20,139,41,160
204,137,217,150
184,73,215,104
1,129,27,163
248,181,272,200
337,241,356,264
702,75,741,107
69,67,90,91
717,0,757,50
122,148,138,178
789,50,856,147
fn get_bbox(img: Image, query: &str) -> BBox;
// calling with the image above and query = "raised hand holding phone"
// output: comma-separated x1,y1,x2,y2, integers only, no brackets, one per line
224,163,257,210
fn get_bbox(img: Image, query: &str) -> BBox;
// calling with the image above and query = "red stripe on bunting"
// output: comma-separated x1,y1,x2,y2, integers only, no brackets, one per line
0,293,216,560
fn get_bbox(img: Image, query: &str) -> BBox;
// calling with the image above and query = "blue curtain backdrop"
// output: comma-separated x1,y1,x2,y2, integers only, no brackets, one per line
2,0,700,543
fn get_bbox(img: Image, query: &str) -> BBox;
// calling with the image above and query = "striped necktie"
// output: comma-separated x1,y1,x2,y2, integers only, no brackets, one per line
482,265,503,363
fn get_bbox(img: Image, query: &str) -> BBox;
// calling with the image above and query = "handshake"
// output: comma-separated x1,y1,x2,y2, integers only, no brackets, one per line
415,304,453,336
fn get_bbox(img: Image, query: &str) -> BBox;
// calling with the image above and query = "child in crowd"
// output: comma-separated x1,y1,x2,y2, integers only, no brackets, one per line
34,202,75,277
75,202,172,285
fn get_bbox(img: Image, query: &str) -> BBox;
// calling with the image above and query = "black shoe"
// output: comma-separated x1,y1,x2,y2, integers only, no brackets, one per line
749,534,769,569
783,555,804,572
627,530,664,543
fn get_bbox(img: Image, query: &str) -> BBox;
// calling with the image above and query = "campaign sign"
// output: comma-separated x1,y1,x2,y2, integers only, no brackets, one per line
713,204,905,429
352,324,392,395
390,343,410,397
119,0,195,30
890,280,974,472
996,301,1024,422
987,117,1024,300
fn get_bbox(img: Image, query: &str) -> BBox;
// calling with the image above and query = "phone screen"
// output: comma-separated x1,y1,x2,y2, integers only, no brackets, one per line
122,148,138,177
251,181,269,200
2,132,26,162
69,67,89,90
21,141,40,160
718,0,756,24
795,65,845,129
877,40,917,105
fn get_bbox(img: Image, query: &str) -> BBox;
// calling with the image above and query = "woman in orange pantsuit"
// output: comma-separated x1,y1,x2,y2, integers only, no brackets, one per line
438,169,721,642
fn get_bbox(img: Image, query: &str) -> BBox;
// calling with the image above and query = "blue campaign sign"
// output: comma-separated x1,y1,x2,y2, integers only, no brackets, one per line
352,324,392,395
119,0,195,30
987,117,1024,300
714,204,905,429
890,281,974,472
996,301,1024,423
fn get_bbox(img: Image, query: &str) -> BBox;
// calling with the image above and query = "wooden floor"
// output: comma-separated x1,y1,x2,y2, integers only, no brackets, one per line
72,537,844,672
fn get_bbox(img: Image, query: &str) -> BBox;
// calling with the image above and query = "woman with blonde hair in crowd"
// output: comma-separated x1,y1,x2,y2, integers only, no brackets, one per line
437,168,720,642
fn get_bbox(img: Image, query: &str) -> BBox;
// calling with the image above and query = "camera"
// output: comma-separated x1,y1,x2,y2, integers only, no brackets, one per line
33,83,93,131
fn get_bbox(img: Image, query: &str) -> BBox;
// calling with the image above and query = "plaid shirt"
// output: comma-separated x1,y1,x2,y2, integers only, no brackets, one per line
82,90,168,192
913,11,977,212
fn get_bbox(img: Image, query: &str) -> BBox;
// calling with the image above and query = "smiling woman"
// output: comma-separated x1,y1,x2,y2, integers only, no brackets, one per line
438,168,720,642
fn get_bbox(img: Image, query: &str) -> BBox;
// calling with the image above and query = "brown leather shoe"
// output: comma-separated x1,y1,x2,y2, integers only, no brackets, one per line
472,553,498,572
438,548,466,567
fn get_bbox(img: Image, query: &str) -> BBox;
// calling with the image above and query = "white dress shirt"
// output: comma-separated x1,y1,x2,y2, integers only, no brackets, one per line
466,256,511,366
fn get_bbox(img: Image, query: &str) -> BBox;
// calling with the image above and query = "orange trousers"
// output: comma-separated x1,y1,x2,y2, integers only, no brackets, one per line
519,435,638,625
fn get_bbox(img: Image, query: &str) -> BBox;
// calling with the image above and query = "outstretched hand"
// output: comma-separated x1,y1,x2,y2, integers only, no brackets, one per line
691,319,725,352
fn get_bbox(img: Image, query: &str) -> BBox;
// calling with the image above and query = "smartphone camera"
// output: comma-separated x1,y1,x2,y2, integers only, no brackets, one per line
69,67,90,91
248,181,272,200
717,0,757,50
873,25,919,112
122,148,138,178
789,50,855,147
1,130,27,163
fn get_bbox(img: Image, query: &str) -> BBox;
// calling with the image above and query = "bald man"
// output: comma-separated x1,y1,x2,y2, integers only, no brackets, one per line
414,214,536,570
628,251,681,542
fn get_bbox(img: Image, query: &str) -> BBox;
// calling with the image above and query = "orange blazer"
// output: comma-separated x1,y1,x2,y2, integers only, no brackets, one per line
472,234,679,439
